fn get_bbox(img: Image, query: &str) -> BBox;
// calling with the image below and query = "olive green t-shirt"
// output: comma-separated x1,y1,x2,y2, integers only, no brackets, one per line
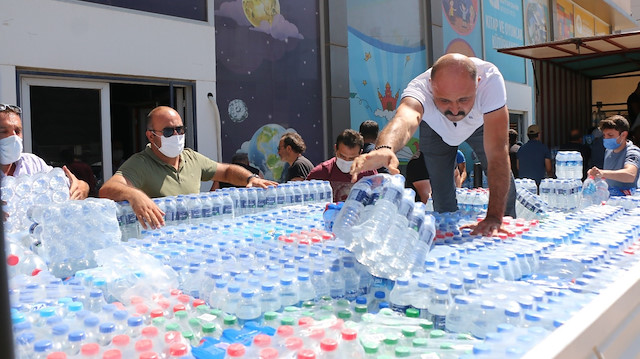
116,145,218,198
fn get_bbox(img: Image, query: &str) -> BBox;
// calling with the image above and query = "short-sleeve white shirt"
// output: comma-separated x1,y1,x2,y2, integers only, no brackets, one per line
401,57,507,146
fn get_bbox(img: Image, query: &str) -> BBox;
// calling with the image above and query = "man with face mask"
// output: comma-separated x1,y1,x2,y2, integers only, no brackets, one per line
0,104,89,200
350,53,516,237
99,106,277,229
587,115,640,196
307,129,377,201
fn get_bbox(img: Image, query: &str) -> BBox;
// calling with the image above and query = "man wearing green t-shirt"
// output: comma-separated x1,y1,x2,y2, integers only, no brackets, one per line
99,106,277,229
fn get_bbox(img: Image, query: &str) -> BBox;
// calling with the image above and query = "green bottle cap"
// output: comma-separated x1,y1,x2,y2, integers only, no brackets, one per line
284,306,300,313
223,315,237,325
338,310,352,319
210,309,223,317
280,317,295,326
395,346,411,357
188,318,201,328
196,305,211,315
383,335,399,345
336,299,350,308
320,305,333,312
402,327,417,337
355,305,368,314
405,308,420,318
165,323,180,332
440,343,454,350
182,330,194,340
457,333,474,340
412,338,428,347
201,322,216,334
264,312,278,321
321,296,332,302
420,320,434,330
363,342,379,354
429,330,445,339
302,301,315,308
301,310,314,318
175,311,188,320
152,317,166,327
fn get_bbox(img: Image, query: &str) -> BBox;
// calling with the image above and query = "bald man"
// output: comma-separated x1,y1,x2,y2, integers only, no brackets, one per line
350,53,516,237
99,106,277,229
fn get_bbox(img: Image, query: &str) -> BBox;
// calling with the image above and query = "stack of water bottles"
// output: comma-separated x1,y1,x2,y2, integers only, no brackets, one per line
115,180,333,240
514,178,538,195
26,198,121,279
539,178,583,212
1,168,70,233
515,187,548,220
332,174,436,280
456,188,489,215
580,175,609,207
555,151,583,180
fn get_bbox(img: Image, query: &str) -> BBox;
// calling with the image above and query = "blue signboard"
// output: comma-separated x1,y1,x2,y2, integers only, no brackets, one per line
482,0,525,83
442,0,483,58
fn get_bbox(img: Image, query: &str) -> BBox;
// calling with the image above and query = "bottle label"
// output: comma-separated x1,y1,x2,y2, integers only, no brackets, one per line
304,193,312,202
190,209,201,219
277,196,285,205
348,188,369,204
390,303,409,313
266,197,276,206
432,314,446,330
177,209,188,221
223,205,233,215
212,206,221,216
294,194,302,203
258,198,266,208
202,208,212,218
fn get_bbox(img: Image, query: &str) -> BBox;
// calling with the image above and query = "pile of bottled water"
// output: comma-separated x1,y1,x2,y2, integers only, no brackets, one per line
332,174,436,280
27,198,121,279
539,178,583,211
514,178,537,195
456,188,490,214
2,168,70,233
555,150,583,180
515,187,548,220
116,180,333,240
580,175,609,207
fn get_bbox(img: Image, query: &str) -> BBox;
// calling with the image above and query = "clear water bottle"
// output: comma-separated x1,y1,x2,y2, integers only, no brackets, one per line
164,197,177,226
311,269,330,300
388,277,411,313
175,198,188,224
187,195,202,225
265,186,277,210
328,265,346,299
427,283,451,330
331,179,372,237
236,290,262,325
342,261,359,301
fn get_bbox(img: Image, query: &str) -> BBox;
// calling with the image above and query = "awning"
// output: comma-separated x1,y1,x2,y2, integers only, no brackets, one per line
497,31,640,79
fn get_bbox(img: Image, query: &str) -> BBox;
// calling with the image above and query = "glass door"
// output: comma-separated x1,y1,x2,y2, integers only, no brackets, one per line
20,77,111,196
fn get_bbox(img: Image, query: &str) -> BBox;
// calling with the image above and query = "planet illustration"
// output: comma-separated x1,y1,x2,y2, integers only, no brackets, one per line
228,99,249,123
242,0,281,27
247,124,289,181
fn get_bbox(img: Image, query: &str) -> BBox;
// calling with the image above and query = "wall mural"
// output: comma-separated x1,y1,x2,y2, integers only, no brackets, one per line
214,0,322,181
347,0,427,163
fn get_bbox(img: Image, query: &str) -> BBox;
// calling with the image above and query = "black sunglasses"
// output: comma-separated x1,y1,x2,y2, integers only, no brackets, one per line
0,104,22,114
148,126,186,138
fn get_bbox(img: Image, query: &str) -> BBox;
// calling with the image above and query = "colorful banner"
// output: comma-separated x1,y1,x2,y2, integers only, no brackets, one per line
214,0,323,181
524,0,549,45
574,5,595,37
483,0,525,83
347,0,426,162
442,0,483,58
555,0,574,40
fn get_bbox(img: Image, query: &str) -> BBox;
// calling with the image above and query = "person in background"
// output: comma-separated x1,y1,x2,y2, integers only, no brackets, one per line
405,150,431,203
60,148,98,197
307,129,377,201
360,120,389,173
627,81,640,145
455,149,467,188
350,53,515,236
559,128,591,180
100,106,277,229
0,104,89,200
517,124,553,186
508,129,521,177
278,132,314,182
588,115,640,196
212,152,263,190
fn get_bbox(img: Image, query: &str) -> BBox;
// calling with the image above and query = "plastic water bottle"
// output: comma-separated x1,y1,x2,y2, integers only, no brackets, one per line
175,198,188,224
428,283,451,330
236,290,261,325
265,186,277,210
328,265,346,299
389,278,411,313
332,179,372,237
342,261,359,301
297,273,316,305
311,270,330,300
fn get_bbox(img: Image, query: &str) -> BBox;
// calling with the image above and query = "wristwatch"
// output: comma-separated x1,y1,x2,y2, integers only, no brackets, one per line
246,173,259,184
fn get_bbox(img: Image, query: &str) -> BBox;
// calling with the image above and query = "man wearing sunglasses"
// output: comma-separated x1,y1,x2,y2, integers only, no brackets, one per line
100,106,278,229
0,104,89,200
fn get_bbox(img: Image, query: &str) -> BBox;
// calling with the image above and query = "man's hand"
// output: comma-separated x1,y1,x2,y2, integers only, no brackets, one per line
350,148,400,182
247,177,278,189
588,166,603,179
128,191,165,230
63,166,90,200
460,215,512,237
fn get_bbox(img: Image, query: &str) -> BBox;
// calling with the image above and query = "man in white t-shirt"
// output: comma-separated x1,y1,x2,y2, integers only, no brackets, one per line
351,53,515,236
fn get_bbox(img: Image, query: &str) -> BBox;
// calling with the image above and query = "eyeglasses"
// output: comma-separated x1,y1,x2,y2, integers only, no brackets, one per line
148,126,186,137
0,104,22,114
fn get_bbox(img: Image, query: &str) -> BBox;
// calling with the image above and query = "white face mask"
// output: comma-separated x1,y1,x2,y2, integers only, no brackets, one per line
0,135,23,165
153,133,184,158
336,157,353,173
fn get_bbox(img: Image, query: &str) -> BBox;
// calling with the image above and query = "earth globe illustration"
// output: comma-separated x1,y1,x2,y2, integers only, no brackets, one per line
247,124,290,181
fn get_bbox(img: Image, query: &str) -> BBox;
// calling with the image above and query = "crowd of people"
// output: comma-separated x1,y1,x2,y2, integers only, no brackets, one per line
3,54,639,236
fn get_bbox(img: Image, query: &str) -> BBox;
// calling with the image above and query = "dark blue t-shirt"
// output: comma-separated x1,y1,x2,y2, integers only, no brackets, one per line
517,139,551,184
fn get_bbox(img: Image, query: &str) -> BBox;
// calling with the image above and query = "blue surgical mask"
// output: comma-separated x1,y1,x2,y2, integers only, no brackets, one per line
603,136,620,150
